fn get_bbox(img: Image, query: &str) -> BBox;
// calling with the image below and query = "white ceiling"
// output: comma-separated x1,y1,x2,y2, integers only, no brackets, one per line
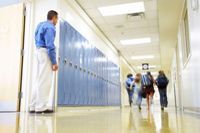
76,0,161,73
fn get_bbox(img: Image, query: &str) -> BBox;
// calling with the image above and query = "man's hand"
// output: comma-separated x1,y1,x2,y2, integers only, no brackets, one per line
52,64,58,71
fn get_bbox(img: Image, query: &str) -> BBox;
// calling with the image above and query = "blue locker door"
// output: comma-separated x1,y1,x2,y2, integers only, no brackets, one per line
88,45,93,105
114,84,116,105
85,42,90,105
105,80,107,106
80,37,86,105
91,74,95,105
57,21,65,105
102,56,105,105
102,55,105,105
66,22,73,104
68,27,76,105
88,74,92,105
112,84,115,105
64,23,73,105
74,31,81,105
91,46,95,105
75,32,81,105
96,50,99,105
92,48,96,105
108,83,111,105
80,39,85,105
106,81,109,105
86,45,90,105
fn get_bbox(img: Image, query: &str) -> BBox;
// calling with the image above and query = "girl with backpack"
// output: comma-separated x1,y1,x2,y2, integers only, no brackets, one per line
142,72,155,111
156,70,169,111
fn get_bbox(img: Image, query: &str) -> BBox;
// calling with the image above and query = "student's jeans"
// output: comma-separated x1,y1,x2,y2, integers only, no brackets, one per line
159,88,168,107
135,87,142,106
126,88,134,106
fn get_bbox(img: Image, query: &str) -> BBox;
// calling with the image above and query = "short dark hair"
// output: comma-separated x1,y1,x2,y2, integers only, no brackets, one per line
127,73,133,78
47,10,58,20
147,71,151,75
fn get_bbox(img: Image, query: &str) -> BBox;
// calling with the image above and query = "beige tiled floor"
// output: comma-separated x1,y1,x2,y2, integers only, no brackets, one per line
0,107,200,133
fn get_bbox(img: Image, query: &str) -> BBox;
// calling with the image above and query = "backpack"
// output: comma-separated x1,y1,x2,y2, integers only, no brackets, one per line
157,76,169,88
141,75,153,87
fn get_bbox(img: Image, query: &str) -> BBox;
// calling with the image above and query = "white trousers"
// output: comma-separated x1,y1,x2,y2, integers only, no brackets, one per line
29,48,54,112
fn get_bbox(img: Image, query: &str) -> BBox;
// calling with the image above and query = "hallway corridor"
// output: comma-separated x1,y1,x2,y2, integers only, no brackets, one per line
1,0,200,133
1,107,200,133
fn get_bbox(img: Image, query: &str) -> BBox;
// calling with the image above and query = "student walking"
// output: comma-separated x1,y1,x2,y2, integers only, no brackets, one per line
141,72,155,111
134,73,142,110
125,74,134,107
29,10,59,114
156,70,169,111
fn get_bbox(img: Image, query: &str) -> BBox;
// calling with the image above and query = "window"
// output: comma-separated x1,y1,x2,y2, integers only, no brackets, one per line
183,10,191,58
181,6,191,66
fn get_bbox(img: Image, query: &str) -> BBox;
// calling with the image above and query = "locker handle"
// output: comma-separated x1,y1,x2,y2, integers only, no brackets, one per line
79,67,82,71
58,56,61,62
69,62,73,66
83,68,86,72
74,64,78,69
63,59,67,64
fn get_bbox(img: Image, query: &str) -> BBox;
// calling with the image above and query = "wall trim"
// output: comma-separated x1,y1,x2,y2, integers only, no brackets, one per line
183,107,200,115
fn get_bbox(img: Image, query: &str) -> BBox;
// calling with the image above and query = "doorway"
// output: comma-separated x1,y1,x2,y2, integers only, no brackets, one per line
0,3,25,112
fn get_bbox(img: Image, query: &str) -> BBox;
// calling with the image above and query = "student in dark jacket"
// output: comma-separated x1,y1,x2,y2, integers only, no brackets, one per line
156,70,169,111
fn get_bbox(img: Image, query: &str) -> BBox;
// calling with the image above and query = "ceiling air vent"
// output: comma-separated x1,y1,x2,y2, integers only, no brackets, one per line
127,12,145,21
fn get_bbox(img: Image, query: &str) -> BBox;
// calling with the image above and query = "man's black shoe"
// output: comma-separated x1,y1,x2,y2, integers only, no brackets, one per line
29,110,35,114
36,110,54,114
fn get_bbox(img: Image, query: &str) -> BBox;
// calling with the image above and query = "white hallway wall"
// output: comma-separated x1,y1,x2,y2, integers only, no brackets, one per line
172,0,200,110
20,0,134,110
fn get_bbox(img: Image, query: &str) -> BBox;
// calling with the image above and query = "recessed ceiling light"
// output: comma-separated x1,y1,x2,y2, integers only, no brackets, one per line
120,37,151,45
131,55,155,60
98,2,145,16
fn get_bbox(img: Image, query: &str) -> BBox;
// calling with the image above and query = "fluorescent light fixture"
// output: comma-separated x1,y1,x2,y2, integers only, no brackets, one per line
98,2,145,16
132,55,155,60
121,37,151,45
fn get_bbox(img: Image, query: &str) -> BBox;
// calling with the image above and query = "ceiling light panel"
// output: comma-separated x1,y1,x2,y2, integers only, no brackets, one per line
131,55,155,60
120,37,151,45
98,2,145,16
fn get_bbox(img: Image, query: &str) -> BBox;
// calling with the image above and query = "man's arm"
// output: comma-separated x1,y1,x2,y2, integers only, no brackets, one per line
44,27,58,70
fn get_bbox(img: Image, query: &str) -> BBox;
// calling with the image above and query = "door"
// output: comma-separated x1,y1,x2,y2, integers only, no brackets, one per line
175,45,183,109
0,3,25,111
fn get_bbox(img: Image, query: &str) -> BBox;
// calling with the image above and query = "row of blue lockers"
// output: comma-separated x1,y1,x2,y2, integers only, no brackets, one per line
57,20,121,106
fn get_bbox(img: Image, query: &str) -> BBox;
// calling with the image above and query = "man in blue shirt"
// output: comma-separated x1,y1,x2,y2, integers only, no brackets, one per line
29,10,58,114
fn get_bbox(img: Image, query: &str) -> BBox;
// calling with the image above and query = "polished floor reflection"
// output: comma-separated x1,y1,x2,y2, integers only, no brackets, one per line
1,107,200,133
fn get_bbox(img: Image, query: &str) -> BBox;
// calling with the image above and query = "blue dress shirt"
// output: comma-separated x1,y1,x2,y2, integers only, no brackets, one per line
35,21,57,65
